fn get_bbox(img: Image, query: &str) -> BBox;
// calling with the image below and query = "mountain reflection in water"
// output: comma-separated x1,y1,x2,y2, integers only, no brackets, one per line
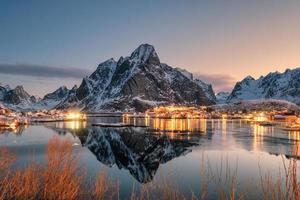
2,118,300,183
51,124,207,183
81,127,203,183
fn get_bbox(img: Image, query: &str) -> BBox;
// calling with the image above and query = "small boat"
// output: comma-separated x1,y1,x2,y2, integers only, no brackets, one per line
258,121,275,126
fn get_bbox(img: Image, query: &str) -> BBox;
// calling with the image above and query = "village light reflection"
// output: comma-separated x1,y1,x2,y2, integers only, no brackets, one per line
288,131,300,156
221,118,227,135
252,123,275,151
143,117,207,139
55,121,87,130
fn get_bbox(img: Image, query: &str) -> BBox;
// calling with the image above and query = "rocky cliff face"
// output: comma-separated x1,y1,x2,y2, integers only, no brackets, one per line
56,44,216,112
0,85,37,111
227,68,300,105
216,92,230,104
35,86,72,110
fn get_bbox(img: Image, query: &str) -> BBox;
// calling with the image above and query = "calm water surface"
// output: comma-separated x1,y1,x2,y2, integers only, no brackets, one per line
0,117,300,199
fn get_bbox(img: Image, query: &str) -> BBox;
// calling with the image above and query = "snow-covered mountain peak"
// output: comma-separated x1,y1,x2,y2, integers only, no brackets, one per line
228,67,300,105
97,58,116,68
90,58,117,82
54,44,216,111
0,83,11,91
14,85,25,91
129,43,160,65
242,75,255,82
43,86,69,100
12,86,30,99
57,86,68,93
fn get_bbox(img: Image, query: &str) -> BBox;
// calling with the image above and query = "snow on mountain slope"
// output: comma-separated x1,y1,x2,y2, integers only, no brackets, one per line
34,86,71,110
227,68,300,105
176,68,217,103
214,99,300,112
56,44,216,112
0,85,37,111
216,92,230,104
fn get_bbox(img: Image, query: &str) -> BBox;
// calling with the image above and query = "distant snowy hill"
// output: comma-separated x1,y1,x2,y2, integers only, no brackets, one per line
0,84,37,111
55,44,216,112
227,68,300,105
213,99,300,112
34,86,77,110
216,92,230,104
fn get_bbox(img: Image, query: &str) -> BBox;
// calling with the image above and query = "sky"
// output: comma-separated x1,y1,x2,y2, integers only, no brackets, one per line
1,0,300,96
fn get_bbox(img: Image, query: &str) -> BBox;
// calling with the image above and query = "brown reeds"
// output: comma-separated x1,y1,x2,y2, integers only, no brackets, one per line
42,136,83,200
93,171,119,200
130,170,186,200
260,155,300,200
0,136,118,200
0,137,299,200
0,147,16,170
0,162,40,200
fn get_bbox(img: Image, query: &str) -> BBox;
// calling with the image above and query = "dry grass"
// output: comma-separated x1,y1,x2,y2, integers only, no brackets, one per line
0,147,16,170
130,179,186,200
92,171,119,200
42,136,83,200
260,156,300,200
0,162,40,200
0,136,118,200
191,154,246,200
0,137,299,200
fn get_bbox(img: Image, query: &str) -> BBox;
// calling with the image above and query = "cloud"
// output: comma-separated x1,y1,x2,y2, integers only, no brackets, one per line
0,63,90,78
194,73,237,93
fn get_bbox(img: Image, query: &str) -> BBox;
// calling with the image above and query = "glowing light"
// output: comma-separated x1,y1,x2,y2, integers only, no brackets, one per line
9,120,18,129
297,117,300,124
222,114,227,119
254,112,268,122
149,105,204,119
65,112,86,121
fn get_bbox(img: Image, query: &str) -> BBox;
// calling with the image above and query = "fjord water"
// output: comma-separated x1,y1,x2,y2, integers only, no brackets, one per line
0,117,299,199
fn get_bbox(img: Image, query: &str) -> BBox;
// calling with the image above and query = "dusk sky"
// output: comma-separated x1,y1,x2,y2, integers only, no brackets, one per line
1,0,300,96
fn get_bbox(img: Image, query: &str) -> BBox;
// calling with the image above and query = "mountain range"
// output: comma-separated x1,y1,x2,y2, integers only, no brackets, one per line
226,68,300,105
1,44,300,112
0,84,39,111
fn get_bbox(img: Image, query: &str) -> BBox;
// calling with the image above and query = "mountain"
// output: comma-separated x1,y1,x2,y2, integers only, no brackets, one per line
0,85,37,111
35,86,73,110
227,68,300,105
216,92,230,104
56,44,216,112
0,85,10,101
176,68,217,103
